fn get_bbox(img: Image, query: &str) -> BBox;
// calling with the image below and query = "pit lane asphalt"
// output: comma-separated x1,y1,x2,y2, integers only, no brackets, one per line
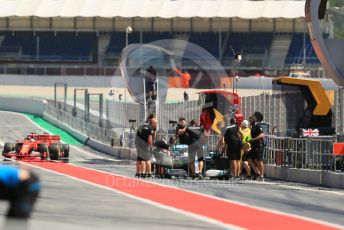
0,111,343,229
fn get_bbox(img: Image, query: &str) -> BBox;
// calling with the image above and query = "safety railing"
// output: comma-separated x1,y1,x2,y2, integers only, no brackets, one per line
44,103,118,146
119,131,222,152
265,135,339,171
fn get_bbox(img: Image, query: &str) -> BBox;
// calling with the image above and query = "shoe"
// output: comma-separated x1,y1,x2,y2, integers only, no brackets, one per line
135,173,140,177
139,173,145,178
259,176,264,181
146,174,152,178
198,174,204,180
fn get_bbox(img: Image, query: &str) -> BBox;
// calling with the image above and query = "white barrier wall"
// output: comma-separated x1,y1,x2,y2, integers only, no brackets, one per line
0,75,125,87
0,96,45,116
265,165,344,189
87,138,135,160
42,113,89,144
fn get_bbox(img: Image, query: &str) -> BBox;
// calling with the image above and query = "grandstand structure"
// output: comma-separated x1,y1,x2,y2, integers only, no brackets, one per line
0,0,332,76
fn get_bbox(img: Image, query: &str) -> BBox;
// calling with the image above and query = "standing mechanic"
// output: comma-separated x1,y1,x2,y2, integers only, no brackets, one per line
240,120,252,179
0,165,40,218
176,118,204,179
187,119,204,179
135,114,157,178
223,118,243,180
145,66,157,101
248,112,265,180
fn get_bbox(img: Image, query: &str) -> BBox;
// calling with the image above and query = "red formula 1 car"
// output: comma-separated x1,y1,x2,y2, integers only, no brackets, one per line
2,133,69,161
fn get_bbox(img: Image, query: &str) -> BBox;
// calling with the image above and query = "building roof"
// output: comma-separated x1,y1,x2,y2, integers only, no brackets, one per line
0,0,305,19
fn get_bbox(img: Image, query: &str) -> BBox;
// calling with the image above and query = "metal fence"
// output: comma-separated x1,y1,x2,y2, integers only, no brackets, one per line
44,103,118,146
241,93,301,136
241,88,344,137
106,100,140,129
334,87,344,139
265,135,338,171
44,99,344,172
106,99,201,130
104,83,344,139
0,63,327,77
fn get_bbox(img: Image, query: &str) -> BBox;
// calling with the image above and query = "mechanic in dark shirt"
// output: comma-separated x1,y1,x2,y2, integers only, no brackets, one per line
135,114,157,178
248,112,265,180
176,118,204,179
0,166,40,218
145,66,157,100
187,119,204,179
223,118,243,179
176,117,189,145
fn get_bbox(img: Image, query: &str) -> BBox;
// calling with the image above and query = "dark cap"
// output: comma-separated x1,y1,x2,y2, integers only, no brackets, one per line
253,111,263,122
146,66,156,76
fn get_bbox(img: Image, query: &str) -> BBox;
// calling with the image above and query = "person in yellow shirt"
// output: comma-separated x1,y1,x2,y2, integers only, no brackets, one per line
240,120,252,179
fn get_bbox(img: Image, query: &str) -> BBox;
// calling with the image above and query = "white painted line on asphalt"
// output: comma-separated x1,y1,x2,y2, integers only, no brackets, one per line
0,111,343,229
241,180,344,197
0,111,121,162
0,136,343,229
69,163,344,230
15,160,242,230
1,111,344,196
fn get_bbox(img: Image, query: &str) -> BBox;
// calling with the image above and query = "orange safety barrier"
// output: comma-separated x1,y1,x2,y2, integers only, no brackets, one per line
333,142,344,156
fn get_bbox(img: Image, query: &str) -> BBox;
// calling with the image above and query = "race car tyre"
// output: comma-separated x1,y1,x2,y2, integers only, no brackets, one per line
15,143,23,153
62,144,69,158
38,144,48,159
49,144,60,160
3,143,14,154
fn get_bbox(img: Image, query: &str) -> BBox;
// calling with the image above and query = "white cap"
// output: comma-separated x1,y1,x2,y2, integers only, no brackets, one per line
242,120,249,128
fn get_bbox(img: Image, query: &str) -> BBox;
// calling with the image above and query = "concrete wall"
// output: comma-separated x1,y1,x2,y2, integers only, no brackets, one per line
265,165,344,189
44,112,136,159
0,96,135,160
0,96,45,116
42,113,89,145
0,75,125,88
87,138,135,160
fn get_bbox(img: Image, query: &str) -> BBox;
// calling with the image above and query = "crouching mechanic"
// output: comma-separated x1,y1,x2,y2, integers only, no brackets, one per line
0,166,40,218
240,120,252,179
153,139,171,178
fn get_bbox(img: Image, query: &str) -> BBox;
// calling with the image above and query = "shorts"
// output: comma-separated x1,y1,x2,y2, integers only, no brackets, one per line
136,149,152,161
228,147,241,161
248,149,264,161
188,146,203,162
242,152,249,161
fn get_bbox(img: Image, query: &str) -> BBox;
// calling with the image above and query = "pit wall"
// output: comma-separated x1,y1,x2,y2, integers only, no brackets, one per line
0,96,343,189
265,165,344,189
0,96,136,160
